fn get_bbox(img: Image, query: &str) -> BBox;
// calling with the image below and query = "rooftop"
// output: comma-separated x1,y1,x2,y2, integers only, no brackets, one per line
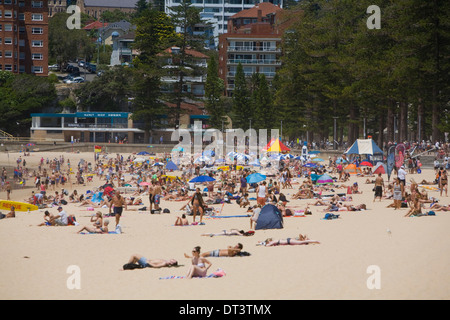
230,2,282,19
84,0,139,8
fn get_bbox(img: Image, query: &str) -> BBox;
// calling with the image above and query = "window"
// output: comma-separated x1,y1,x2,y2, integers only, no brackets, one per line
4,65,13,71
32,66,43,73
32,40,43,47
4,0,12,4
19,39,25,46
32,1,43,8
4,38,12,45
32,28,43,34
4,10,12,18
4,24,12,32
32,14,43,21
19,52,25,60
19,13,24,20
5,51,12,58
19,65,25,73
32,53,43,60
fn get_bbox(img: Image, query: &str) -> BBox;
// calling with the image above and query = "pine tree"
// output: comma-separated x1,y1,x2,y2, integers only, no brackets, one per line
204,56,226,129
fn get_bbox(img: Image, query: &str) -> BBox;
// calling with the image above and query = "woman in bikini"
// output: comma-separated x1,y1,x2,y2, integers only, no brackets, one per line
190,188,205,223
262,234,320,246
184,246,212,279
439,170,448,197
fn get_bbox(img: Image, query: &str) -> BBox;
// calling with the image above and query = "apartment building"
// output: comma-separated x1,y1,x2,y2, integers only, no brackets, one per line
0,0,48,75
165,0,282,48
218,2,285,95
80,0,138,19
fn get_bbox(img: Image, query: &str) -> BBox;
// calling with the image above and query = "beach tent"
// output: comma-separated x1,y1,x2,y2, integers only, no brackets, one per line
255,204,284,230
359,161,373,167
165,161,178,171
317,173,334,185
344,163,362,175
137,151,151,155
373,162,387,174
262,138,291,153
345,139,383,155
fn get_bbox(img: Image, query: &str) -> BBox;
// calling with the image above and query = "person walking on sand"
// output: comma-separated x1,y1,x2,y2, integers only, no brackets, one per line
109,191,127,227
5,182,11,200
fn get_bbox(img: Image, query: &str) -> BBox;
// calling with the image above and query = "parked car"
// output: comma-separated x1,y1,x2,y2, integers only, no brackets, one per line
64,76,84,84
97,70,104,77
88,64,97,73
78,60,85,67
48,64,59,71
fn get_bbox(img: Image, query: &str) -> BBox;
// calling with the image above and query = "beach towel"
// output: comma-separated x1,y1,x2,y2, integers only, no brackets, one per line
159,269,226,280
206,215,250,219
79,231,119,234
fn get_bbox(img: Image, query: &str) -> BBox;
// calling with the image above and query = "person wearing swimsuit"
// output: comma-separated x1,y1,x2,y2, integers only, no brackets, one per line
439,170,448,197
190,188,205,223
184,246,211,279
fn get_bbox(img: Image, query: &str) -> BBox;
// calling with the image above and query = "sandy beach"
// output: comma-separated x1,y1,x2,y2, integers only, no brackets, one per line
0,150,449,300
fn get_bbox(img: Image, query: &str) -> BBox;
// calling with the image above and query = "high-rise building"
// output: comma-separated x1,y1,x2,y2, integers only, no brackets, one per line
0,0,48,75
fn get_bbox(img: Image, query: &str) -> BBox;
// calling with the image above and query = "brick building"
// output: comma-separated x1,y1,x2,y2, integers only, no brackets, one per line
218,2,287,95
79,0,138,19
0,0,48,75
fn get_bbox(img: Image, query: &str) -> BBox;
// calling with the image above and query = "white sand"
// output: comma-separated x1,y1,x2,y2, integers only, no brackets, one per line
0,151,449,300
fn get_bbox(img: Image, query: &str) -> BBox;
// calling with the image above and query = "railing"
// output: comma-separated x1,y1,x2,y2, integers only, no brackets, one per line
227,71,276,77
62,123,128,129
227,59,281,65
228,46,281,53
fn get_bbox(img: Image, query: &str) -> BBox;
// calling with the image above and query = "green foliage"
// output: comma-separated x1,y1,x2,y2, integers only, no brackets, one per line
49,12,94,68
0,74,57,136
204,56,226,129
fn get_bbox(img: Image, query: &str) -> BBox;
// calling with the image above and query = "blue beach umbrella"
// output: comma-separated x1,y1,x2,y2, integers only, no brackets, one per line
189,175,216,183
246,172,266,184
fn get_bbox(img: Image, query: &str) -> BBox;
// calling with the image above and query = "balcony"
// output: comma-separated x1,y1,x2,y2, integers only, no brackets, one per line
227,71,276,78
227,59,281,66
227,46,281,53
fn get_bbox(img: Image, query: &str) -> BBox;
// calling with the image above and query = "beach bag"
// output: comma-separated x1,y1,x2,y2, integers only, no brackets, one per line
163,208,170,213
123,263,142,270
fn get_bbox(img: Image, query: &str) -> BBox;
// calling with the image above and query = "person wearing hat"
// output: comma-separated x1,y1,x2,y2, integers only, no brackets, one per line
51,206,69,226
397,165,407,196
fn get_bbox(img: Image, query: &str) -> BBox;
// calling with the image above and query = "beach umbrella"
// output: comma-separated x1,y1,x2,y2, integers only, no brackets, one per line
336,158,347,164
359,161,373,167
281,154,293,160
189,175,216,183
171,146,184,152
139,182,151,186
217,165,231,171
310,173,320,183
317,173,334,185
312,157,324,162
308,150,321,154
246,172,266,184
132,158,146,163
137,151,151,155
193,156,211,164
304,163,317,168
153,162,164,166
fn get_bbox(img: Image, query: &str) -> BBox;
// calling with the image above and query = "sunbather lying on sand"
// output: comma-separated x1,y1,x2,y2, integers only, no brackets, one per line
259,234,320,246
201,229,254,237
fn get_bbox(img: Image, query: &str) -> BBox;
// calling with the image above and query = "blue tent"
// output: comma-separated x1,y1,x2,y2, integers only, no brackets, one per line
137,151,151,155
255,204,283,230
165,161,178,171
345,139,383,155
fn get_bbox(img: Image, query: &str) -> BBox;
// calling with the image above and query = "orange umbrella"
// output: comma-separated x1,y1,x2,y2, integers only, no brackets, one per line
344,164,362,174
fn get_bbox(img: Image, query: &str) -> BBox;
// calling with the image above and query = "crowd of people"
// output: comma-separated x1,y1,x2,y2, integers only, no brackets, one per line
1,141,449,278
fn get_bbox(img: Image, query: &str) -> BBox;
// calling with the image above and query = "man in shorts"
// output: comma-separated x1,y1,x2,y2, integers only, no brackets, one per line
109,191,127,227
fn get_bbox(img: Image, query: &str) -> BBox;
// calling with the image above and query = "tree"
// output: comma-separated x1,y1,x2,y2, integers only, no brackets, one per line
204,55,226,129
74,66,133,111
0,73,57,136
231,63,251,130
49,12,93,70
251,73,274,131
167,0,205,127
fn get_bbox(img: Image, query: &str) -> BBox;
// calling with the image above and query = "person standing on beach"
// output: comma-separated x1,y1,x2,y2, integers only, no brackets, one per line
5,182,11,200
397,166,407,197
373,173,384,202
109,191,127,227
